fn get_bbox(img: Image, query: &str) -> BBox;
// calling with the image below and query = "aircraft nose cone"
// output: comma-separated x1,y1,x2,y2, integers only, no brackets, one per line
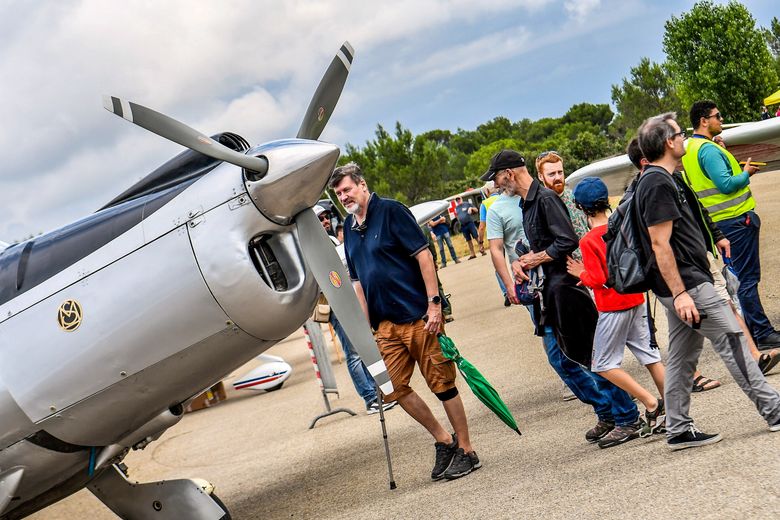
244,139,340,225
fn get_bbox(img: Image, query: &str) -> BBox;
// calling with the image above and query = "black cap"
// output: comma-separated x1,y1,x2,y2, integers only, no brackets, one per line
481,150,525,181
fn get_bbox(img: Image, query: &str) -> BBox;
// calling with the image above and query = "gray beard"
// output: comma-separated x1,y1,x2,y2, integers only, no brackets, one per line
345,203,361,215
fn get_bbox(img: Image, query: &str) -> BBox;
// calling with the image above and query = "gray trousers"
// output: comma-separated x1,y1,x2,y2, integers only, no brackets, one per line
658,282,780,436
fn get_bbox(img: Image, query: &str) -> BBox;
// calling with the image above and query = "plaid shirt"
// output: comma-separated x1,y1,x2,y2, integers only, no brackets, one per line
559,188,588,260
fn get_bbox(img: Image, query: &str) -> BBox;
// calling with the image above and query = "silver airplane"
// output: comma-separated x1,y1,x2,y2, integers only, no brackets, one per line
0,42,393,520
566,117,780,193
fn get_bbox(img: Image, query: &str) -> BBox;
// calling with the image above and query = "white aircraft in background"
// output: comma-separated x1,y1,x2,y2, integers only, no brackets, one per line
567,117,780,192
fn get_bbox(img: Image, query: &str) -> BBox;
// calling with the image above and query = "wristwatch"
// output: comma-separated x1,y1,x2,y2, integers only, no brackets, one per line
428,295,442,305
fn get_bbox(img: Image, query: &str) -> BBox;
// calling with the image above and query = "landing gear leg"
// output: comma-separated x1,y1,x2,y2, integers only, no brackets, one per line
88,464,230,519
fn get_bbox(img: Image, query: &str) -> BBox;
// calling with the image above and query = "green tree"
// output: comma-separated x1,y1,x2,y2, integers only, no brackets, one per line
763,16,780,80
663,0,778,122
610,58,684,138
464,138,526,182
341,122,451,205
562,103,614,133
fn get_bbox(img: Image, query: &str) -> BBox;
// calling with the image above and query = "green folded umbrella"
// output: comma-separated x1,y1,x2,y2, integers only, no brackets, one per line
438,334,521,436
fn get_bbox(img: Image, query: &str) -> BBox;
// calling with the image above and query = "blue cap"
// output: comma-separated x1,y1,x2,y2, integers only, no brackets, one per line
572,177,609,210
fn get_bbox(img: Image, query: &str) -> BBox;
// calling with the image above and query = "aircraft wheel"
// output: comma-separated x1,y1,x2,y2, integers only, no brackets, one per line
265,382,284,392
211,494,232,520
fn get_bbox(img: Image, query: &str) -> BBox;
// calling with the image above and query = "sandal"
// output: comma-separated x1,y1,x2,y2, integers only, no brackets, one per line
758,353,780,375
692,375,721,392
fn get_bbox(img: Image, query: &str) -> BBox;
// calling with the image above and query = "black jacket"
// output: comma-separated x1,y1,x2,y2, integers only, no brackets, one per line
521,179,596,367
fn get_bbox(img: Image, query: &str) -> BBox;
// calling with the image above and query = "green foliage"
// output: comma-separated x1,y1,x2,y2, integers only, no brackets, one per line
562,103,614,133
610,58,684,137
663,0,778,122
464,138,526,181
339,2,776,203
763,16,780,83
340,122,451,205
339,101,626,204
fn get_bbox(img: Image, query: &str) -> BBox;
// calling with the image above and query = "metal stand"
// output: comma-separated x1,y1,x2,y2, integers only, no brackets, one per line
304,323,356,429
375,383,397,490
308,390,357,429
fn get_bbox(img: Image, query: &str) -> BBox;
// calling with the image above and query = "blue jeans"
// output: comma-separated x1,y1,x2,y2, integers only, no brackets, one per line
542,326,638,426
717,211,774,340
435,233,458,265
330,313,377,406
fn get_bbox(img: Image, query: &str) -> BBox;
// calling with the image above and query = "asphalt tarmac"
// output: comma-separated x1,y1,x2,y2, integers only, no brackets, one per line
34,174,780,519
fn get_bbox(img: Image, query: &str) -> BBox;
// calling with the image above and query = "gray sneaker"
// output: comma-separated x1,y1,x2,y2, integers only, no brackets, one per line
431,433,458,480
597,422,641,449
585,420,615,443
443,448,481,480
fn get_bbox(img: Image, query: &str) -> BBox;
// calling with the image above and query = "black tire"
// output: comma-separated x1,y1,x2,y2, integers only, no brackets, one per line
211,494,232,520
265,382,284,392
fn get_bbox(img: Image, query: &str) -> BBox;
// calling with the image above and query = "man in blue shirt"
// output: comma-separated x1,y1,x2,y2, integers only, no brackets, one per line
479,183,508,302
428,213,459,268
331,162,480,481
454,196,480,259
683,100,780,349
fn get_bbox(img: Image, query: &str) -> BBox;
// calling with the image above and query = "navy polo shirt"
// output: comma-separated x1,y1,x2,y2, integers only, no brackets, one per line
429,213,450,237
344,193,430,329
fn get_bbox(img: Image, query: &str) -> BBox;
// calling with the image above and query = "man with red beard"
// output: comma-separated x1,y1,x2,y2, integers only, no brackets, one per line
483,150,640,443
535,152,589,256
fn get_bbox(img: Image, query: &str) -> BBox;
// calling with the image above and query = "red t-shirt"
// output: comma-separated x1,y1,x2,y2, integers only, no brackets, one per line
579,224,644,312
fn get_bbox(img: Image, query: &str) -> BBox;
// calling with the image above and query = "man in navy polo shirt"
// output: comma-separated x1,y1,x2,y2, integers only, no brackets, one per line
330,162,480,481
428,213,460,268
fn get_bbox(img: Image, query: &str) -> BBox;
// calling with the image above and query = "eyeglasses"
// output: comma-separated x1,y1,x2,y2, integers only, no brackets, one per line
672,130,686,139
704,112,723,121
318,214,330,221
537,150,561,160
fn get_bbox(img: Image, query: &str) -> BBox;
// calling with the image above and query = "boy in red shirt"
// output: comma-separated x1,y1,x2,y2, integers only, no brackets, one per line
566,177,667,447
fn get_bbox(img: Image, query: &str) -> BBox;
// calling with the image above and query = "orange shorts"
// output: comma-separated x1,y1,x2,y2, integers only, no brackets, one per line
374,319,457,402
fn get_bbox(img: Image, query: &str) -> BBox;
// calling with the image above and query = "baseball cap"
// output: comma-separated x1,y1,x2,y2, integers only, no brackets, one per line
572,177,609,210
313,205,328,217
481,150,526,181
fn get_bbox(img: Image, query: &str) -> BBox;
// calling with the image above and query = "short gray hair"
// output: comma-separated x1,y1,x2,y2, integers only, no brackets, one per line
329,162,365,189
637,112,677,163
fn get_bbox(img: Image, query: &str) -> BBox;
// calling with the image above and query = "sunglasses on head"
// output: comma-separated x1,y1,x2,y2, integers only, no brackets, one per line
537,150,561,160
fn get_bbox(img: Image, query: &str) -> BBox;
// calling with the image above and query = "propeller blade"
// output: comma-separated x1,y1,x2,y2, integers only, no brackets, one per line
295,209,393,395
102,96,268,176
296,42,354,140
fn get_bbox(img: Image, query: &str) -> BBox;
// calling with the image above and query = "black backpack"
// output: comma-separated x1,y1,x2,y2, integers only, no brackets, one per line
603,167,664,294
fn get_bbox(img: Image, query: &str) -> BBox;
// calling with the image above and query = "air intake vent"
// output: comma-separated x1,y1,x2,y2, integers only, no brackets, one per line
249,235,288,291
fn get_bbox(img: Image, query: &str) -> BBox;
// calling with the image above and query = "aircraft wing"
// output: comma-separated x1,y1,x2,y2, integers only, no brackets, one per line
410,200,449,225
567,117,780,196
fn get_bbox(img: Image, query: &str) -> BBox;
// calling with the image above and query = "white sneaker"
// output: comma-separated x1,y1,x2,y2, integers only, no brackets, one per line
367,400,397,415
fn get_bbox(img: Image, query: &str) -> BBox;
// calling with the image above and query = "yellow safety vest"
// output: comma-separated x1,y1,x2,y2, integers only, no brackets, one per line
681,137,755,222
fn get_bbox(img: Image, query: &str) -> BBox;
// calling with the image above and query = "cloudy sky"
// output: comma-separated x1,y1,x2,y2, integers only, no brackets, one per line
0,0,775,241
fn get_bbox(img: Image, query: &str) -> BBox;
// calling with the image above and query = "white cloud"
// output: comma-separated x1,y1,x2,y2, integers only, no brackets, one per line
564,0,602,20
0,0,641,241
